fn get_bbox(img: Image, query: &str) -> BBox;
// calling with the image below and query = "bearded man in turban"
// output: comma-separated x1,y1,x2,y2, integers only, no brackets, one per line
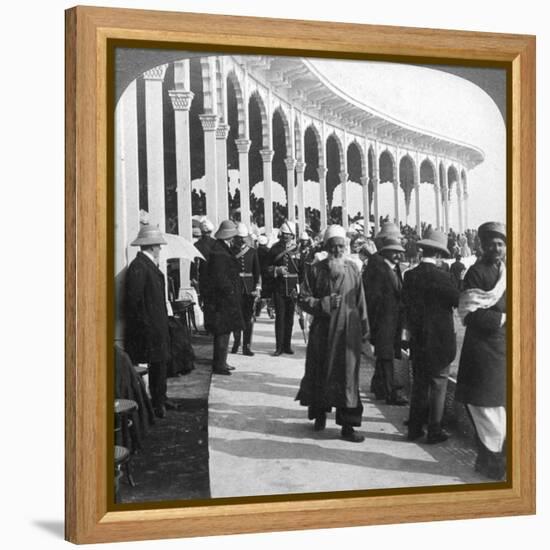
296,225,369,442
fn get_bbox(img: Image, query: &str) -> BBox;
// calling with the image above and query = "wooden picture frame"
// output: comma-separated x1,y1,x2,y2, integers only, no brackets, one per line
65,5,536,544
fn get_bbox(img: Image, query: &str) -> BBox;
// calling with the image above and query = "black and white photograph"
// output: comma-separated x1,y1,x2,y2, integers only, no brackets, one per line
113,48,508,504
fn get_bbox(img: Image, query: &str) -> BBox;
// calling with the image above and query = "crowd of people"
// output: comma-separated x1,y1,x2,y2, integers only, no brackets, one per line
122,213,507,481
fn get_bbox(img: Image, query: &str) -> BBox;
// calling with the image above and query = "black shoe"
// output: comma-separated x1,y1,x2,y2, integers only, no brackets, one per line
272,349,283,356
407,427,425,441
242,347,255,356
313,414,326,431
230,344,239,354
212,368,232,375
225,364,236,371
341,427,365,443
283,347,294,355
387,393,409,406
426,430,449,444
154,406,166,419
164,399,179,411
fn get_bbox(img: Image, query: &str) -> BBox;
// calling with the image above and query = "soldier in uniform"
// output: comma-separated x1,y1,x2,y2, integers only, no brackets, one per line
267,221,300,356
231,223,261,356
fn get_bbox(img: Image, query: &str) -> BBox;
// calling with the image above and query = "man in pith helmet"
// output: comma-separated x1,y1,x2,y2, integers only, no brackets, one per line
231,223,261,356
204,220,244,375
124,223,178,418
402,228,459,444
267,221,300,356
364,233,409,406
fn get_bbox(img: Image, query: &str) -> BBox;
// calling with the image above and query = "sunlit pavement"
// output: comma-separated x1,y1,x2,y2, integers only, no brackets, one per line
209,315,489,498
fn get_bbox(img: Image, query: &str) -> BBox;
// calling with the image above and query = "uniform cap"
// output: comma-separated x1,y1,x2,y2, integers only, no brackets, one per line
300,231,311,241
236,222,249,238
279,221,295,235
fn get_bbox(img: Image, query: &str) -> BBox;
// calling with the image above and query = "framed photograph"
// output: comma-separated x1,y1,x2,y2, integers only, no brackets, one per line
65,5,535,544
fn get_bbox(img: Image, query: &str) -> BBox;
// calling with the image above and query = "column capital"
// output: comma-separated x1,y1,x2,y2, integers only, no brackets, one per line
260,149,274,163
295,161,306,174
235,138,251,154
434,182,441,192
143,64,168,81
317,166,327,180
360,176,368,186
339,171,348,184
284,157,296,171
168,90,194,111
456,184,463,198
216,123,230,140
392,179,400,190
198,113,218,132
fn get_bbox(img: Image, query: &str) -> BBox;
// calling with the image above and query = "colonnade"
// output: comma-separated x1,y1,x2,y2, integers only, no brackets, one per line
115,54,476,290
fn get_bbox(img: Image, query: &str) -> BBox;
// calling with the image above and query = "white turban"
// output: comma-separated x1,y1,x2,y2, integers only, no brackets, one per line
323,224,347,244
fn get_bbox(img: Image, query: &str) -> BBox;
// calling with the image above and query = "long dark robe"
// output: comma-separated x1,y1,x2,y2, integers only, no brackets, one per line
296,258,368,411
456,259,506,407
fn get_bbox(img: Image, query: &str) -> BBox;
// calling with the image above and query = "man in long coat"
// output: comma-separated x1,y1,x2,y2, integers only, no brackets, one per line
296,225,369,443
456,221,507,480
364,226,409,405
190,218,216,310
402,229,460,443
124,224,177,418
204,220,244,375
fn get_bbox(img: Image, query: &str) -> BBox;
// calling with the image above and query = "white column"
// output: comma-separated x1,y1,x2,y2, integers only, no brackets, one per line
260,148,274,236
360,176,370,237
143,64,168,279
168,88,194,288
115,80,140,342
392,179,400,226
318,166,328,230
457,181,464,234
414,157,421,232
216,123,230,223
340,170,349,230
440,164,450,233
199,114,219,227
295,161,306,232
143,65,168,232
235,138,251,226
117,80,140,270
463,179,470,231
285,157,296,223
373,142,380,234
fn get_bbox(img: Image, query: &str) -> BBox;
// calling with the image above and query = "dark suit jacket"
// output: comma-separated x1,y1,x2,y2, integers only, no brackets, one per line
191,235,216,296
203,240,244,335
363,253,403,360
124,252,170,363
402,261,459,372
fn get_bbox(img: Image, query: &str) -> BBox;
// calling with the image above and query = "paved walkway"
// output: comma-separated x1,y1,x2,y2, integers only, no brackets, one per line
209,316,489,498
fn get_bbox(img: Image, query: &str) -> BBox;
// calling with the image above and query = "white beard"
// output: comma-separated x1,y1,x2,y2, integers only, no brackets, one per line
328,256,346,280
